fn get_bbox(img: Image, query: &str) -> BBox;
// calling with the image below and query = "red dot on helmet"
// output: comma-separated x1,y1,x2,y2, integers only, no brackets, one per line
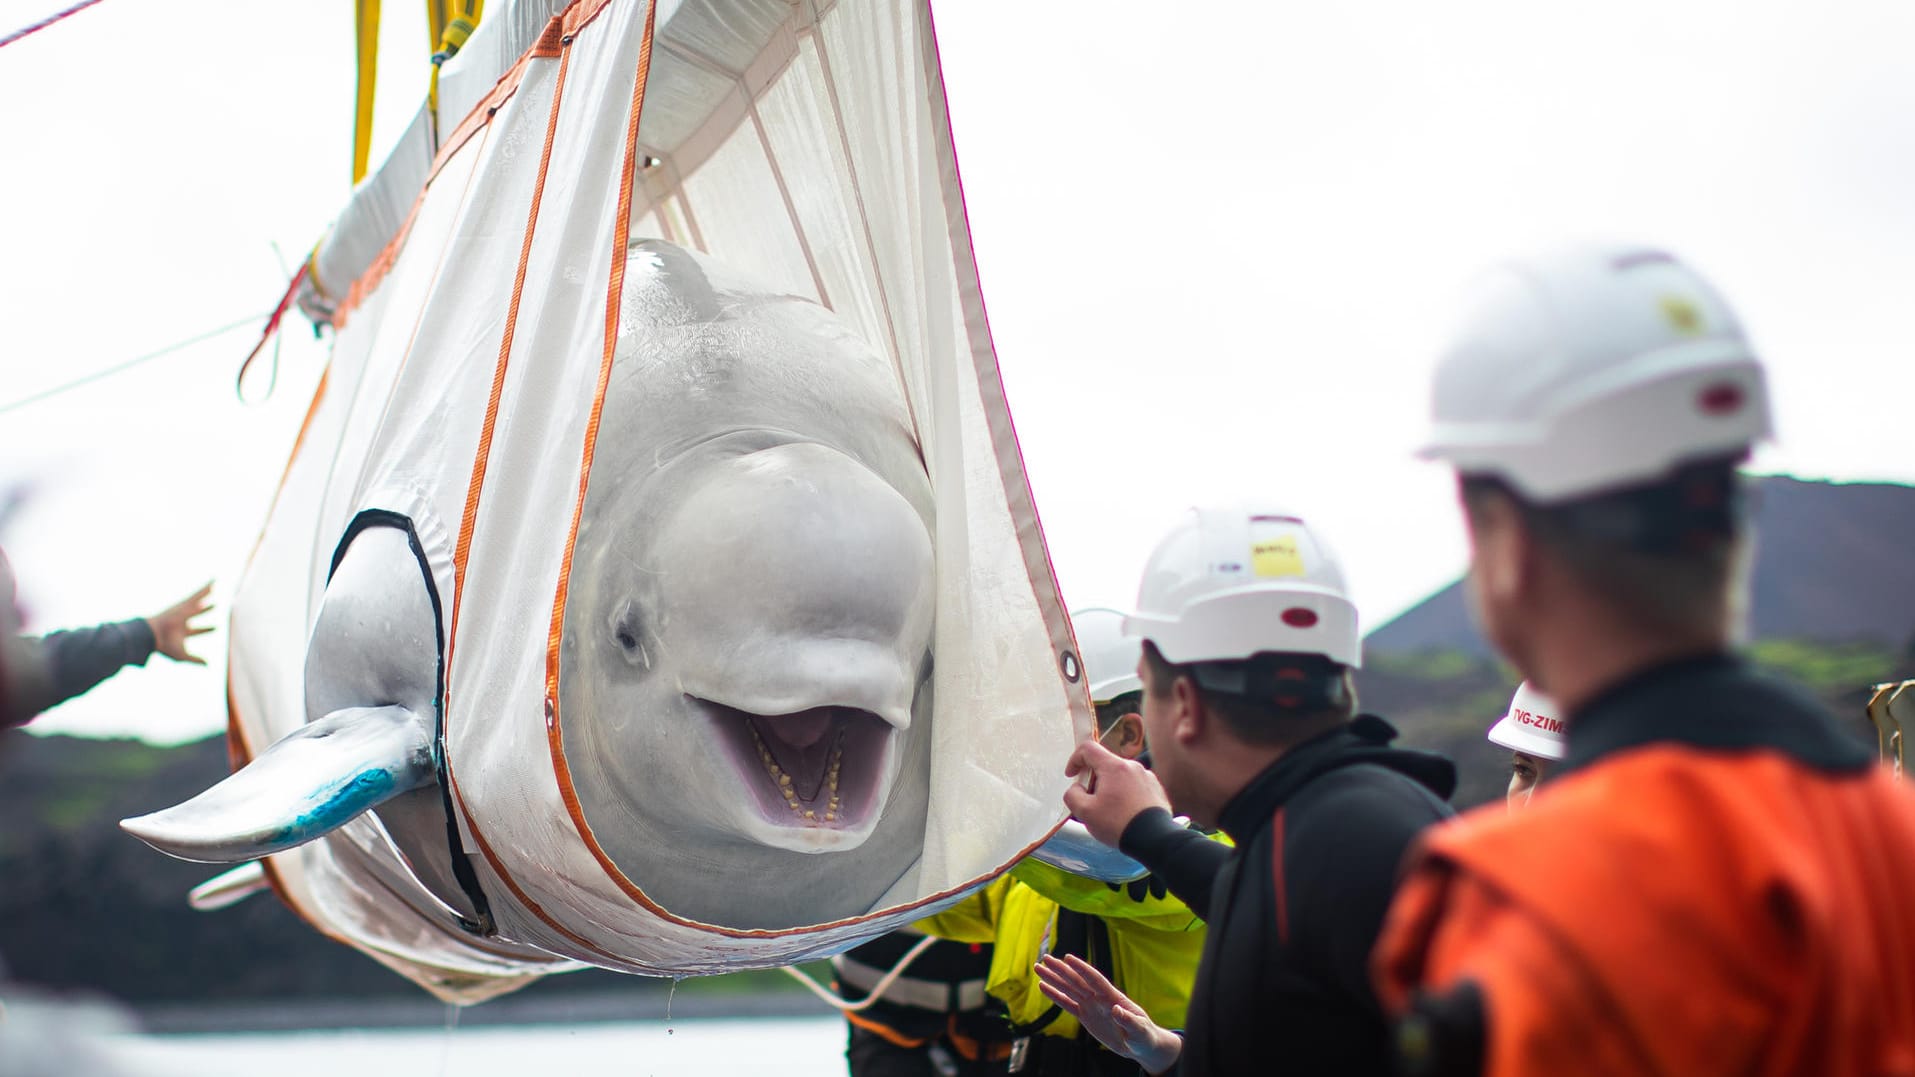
1282,607,1318,628
1697,383,1744,415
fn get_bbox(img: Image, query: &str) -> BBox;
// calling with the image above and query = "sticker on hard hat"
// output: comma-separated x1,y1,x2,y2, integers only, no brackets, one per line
1659,294,1705,336
1511,707,1563,734
1251,536,1305,578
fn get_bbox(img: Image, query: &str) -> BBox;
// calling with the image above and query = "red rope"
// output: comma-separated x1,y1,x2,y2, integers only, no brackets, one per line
236,263,309,401
0,0,108,50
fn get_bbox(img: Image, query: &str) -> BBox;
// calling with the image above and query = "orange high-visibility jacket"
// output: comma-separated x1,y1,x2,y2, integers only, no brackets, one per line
1375,655,1915,1077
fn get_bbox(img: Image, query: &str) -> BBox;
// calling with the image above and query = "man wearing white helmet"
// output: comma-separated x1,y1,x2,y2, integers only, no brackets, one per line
1055,507,1456,1075
1374,243,1915,1075
1484,683,1565,809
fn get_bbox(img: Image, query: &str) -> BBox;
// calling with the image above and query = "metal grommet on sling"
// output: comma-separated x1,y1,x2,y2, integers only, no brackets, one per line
1060,650,1080,683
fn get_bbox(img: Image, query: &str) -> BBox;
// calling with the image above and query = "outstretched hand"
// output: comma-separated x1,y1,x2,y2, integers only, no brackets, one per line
147,583,215,665
1063,738,1171,848
1034,953,1183,1075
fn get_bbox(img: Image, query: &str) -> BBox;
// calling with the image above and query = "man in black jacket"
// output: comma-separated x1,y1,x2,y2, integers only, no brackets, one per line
1041,505,1455,1075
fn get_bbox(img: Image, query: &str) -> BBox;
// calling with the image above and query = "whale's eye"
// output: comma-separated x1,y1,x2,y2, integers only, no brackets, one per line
609,600,647,667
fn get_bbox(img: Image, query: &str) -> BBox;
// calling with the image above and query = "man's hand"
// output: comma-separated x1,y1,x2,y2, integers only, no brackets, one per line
1063,738,1171,847
147,583,215,665
1034,954,1183,1075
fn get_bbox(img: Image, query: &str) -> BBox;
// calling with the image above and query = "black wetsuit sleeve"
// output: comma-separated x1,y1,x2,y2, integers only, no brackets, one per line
1119,808,1231,920
6,619,156,722
1285,771,1450,1014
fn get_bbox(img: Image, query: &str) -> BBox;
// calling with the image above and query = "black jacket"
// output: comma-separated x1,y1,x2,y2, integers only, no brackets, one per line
1121,715,1456,1076
3,619,156,728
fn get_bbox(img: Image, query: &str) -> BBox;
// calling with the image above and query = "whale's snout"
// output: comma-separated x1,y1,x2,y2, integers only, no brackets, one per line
661,440,934,707
653,441,935,852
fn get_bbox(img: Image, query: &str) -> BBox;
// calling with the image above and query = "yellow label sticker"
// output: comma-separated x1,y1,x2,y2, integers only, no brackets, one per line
1252,535,1304,578
1659,294,1704,336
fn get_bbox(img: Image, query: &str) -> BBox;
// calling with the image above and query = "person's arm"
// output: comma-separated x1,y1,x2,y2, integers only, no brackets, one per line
3,584,213,725
1117,809,1232,920
1060,739,1234,920
1033,954,1184,1075
8,619,156,720
1009,851,1207,929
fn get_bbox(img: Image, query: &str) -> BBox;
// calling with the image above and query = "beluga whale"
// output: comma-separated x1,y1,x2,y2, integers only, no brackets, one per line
550,240,938,924
117,0,1087,1000
125,241,936,932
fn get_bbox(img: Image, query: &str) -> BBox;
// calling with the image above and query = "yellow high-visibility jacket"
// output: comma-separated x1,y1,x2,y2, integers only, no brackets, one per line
916,835,1228,1040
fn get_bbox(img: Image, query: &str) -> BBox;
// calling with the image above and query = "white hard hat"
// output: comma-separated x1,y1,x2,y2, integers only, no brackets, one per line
1122,505,1361,669
1419,243,1772,504
1486,682,1566,761
1071,607,1144,703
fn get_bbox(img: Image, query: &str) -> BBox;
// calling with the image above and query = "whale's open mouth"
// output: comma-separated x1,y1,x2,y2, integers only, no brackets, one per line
697,698,896,832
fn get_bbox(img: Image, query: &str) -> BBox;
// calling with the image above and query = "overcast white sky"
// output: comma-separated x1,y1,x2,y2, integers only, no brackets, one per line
1,0,1911,744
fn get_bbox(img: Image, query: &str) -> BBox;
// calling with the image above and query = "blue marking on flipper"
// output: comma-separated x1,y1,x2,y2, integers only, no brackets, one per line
270,768,399,846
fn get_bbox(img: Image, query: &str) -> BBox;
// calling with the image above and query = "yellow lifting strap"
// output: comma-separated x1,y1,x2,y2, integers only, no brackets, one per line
427,0,484,120
354,0,482,184
353,0,381,184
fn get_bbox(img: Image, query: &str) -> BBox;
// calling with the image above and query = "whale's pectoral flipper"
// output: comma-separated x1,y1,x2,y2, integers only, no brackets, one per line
122,704,435,863
1028,820,1150,884
188,861,271,911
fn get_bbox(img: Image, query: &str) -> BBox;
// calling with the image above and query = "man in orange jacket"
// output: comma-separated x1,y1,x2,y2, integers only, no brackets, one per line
1374,242,1915,1075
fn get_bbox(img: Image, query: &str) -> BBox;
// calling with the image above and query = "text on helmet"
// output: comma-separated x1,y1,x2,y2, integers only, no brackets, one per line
1512,707,1563,734
1251,536,1304,578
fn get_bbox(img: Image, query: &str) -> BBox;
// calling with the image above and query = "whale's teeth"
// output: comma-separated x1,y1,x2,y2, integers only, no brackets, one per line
747,718,851,824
